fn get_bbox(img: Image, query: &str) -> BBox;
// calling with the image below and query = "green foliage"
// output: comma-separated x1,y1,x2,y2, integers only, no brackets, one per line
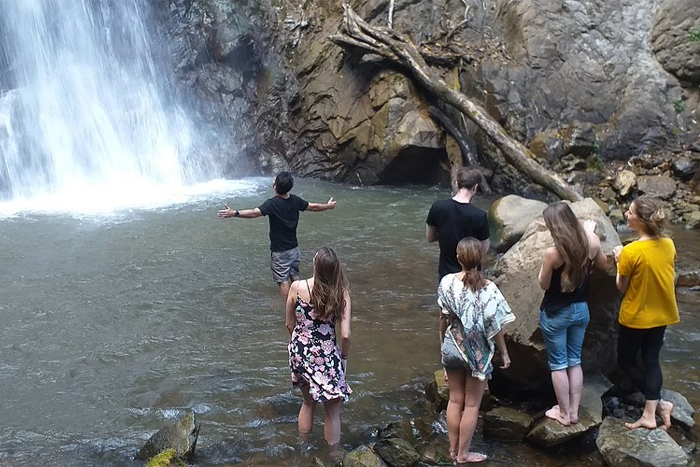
145,449,186,467
586,154,604,171
689,28,700,42
592,140,601,155
673,98,685,113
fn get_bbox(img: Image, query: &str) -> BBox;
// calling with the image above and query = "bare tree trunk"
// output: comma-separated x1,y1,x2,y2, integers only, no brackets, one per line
388,0,395,28
330,4,582,202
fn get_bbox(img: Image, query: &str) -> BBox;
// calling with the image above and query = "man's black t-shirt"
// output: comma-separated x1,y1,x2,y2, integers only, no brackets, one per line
258,194,309,252
426,199,490,280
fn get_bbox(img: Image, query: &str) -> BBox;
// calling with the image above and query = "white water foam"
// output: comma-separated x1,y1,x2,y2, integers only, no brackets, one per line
0,0,228,215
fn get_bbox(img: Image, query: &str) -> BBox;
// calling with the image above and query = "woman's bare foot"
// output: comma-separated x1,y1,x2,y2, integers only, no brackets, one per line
455,452,488,464
656,400,674,430
545,405,571,426
449,448,458,461
625,416,657,430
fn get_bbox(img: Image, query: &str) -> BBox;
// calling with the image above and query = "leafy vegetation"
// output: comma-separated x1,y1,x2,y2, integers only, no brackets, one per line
689,28,700,42
673,98,685,113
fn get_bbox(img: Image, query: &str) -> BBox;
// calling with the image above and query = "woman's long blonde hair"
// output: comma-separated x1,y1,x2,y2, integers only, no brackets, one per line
543,202,590,292
311,247,348,322
456,237,487,292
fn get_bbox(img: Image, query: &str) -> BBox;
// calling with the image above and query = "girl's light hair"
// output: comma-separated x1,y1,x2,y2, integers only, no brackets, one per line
543,202,590,293
632,195,667,237
456,237,487,292
311,247,348,322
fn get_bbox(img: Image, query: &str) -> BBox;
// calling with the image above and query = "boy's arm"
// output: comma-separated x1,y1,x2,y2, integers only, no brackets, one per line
217,204,262,219
306,197,336,212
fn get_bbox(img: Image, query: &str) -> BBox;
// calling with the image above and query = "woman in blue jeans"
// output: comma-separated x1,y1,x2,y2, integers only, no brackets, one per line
538,202,606,426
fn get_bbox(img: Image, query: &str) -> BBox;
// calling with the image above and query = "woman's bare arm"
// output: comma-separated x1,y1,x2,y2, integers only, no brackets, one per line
285,281,298,336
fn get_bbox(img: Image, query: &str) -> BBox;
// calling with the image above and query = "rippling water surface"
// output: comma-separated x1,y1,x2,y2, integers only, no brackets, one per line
0,178,697,465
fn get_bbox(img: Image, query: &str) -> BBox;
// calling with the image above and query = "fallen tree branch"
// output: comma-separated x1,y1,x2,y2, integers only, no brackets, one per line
330,4,582,202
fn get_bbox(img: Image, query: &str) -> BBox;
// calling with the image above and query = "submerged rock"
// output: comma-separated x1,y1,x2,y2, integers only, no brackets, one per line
483,406,534,441
343,445,388,467
596,417,693,467
374,438,421,467
136,410,200,462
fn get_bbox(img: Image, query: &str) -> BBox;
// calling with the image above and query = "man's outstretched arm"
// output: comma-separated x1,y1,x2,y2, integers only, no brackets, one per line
306,197,337,212
217,204,262,219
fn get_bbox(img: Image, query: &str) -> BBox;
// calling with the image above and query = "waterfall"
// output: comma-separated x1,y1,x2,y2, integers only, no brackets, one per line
0,0,223,213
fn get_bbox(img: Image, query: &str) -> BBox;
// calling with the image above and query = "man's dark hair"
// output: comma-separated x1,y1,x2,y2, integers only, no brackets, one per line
274,171,294,195
456,168,482,190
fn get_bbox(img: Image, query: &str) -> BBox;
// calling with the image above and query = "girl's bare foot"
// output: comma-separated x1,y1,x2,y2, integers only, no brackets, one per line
545,405,571,426
449,448,458,461
625,416,657,430
656,400,674,430
455,452,488,464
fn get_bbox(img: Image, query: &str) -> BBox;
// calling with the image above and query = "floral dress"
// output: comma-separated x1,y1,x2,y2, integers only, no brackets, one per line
289,281,351,402
438,276,515,380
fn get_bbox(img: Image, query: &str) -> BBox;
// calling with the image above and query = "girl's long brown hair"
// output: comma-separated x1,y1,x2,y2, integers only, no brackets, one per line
543,202,590,292
311,247,348,322
456,237,487,292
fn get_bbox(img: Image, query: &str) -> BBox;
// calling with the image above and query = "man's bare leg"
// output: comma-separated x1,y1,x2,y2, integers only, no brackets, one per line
279,280,291,302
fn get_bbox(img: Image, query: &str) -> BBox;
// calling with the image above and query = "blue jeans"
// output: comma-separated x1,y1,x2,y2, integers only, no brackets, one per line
539,302,590,371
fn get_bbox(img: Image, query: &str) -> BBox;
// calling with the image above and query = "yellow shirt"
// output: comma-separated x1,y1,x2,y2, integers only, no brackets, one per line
617,238,679,329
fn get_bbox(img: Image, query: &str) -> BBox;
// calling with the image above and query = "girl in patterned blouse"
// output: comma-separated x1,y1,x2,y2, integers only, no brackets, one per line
438,237,515,464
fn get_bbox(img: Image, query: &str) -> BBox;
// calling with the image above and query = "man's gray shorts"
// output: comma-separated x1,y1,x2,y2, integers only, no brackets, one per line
271,247,301,284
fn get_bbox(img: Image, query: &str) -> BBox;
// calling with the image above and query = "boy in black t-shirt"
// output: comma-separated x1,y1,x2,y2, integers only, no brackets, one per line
426,168,490,281
218,171,336,300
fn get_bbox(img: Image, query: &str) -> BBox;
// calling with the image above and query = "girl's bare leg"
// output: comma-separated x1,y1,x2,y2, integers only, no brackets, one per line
322,398,343,447
567,365,583,424
454,376,488,464
445,368,467,460
298,383,317,437
546,369,571,426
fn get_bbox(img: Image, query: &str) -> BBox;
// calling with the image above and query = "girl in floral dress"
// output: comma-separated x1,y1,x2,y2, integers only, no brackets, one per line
285,247,351,448
439,237,514,464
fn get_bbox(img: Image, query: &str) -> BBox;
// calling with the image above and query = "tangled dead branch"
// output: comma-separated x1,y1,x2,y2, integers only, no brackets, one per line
329,4,582,201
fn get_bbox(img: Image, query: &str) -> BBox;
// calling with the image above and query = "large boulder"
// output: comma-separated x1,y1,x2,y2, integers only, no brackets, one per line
596,417,693,467
489,198,621,392
488,195,548,252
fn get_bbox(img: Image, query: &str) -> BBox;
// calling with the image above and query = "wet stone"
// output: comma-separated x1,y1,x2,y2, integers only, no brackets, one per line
483,406,534,441
343,445,388,467
596,417,693,467
525,408,598,448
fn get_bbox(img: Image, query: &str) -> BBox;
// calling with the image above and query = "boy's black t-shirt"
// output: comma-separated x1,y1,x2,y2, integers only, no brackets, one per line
258,194,309,252
426,199,490,280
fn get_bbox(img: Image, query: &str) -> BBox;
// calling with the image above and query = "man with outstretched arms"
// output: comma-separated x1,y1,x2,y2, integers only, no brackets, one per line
218,171,336,300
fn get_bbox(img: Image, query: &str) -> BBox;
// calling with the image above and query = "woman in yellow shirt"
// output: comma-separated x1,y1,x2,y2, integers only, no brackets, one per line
613,195,679,430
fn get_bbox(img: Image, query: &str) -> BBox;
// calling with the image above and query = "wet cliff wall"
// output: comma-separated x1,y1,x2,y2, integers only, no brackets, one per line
156,0,700,190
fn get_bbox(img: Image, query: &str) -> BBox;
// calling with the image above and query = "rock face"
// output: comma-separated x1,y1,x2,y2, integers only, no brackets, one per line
596,417,693,467
489,198,621,392
151,0,699,186
652,0,700,85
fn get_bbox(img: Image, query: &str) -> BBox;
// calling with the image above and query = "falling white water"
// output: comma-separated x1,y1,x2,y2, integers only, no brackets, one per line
0,0,230,216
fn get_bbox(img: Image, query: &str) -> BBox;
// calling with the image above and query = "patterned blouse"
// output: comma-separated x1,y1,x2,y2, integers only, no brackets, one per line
438,275,515,380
